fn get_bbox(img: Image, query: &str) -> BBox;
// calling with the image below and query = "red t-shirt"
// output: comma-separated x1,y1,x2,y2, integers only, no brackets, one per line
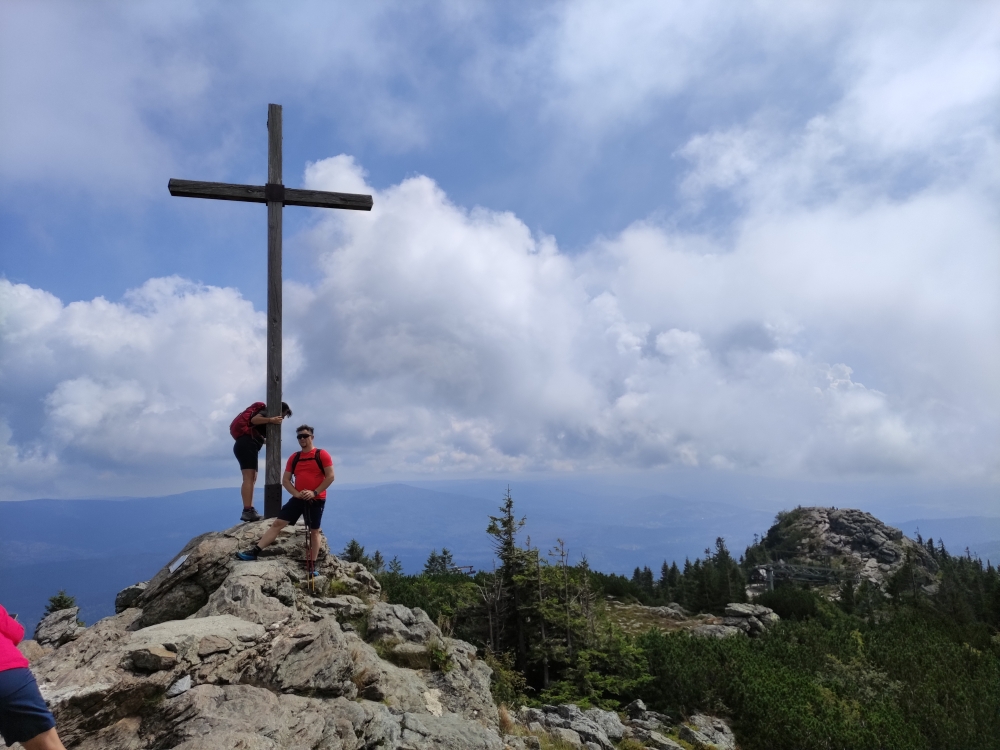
285,449,333,499
0,603,30,672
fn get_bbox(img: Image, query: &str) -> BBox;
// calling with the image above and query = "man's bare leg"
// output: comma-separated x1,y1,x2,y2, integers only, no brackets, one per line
257,519,289,550
240,469,257,509
309,529,322,562
22,727,67,750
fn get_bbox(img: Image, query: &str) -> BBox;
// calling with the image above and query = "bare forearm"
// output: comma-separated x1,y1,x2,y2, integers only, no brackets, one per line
251,414,283,425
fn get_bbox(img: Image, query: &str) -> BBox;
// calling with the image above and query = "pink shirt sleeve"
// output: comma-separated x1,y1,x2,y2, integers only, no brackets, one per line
0,604,25,646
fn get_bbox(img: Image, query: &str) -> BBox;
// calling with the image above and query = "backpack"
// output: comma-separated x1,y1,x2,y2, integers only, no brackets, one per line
230,402,267,440
290,449,328,478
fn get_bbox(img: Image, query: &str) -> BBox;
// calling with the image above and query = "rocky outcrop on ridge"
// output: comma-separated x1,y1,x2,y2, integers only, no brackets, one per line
33,606,84,647
608,598,780,640
691,602,781,639
5,520,501,750
508,700,735,750
762,507,938,588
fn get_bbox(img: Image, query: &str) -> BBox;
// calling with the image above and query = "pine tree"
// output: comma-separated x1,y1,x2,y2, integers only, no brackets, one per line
424,548,455,575
341,539,367,564
486,487,529,669
45,590,76,615
658,561,670,597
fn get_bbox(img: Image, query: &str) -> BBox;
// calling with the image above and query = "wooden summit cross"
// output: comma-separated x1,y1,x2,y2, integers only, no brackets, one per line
169,103,372,518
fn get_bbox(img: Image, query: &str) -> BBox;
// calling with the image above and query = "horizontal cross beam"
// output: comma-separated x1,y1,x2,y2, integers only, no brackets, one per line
168,178,373,211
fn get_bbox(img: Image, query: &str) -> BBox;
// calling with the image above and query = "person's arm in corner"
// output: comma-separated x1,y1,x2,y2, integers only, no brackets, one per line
281,470,299,498
312,463,335,497
0,603,25,646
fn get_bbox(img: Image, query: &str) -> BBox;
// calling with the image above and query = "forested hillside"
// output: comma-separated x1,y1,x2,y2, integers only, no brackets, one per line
347,494,1000,750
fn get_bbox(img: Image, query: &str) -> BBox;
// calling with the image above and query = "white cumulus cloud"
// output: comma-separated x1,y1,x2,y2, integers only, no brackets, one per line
0,276,298,497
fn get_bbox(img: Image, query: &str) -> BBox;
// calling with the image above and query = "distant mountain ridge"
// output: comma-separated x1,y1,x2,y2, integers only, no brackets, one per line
3,483,999,634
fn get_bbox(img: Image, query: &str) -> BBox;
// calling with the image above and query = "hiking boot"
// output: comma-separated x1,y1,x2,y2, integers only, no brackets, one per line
235,547,260,561
240,507,261,522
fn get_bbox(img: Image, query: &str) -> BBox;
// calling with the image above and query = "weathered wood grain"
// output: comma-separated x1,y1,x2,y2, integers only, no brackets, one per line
167,179,372,211
264,104,283,519
167,179,266,203
284,187,372,211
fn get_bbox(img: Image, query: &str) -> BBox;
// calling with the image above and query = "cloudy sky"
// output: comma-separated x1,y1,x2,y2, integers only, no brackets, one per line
1,1,997,505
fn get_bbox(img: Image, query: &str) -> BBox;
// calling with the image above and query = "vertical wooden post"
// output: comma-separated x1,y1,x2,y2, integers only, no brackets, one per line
264,103,283,519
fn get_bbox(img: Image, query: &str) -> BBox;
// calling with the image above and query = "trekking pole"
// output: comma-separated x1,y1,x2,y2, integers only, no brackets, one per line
304,502,315,593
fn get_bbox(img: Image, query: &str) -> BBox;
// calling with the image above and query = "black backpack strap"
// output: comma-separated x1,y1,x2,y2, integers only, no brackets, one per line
290,450,326,477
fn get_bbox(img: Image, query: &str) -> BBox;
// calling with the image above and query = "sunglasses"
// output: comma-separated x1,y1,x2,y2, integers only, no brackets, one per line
296,434,312,440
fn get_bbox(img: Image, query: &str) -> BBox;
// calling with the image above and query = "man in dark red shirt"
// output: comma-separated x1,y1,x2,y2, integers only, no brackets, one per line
235,425,334,571
233,401,292,522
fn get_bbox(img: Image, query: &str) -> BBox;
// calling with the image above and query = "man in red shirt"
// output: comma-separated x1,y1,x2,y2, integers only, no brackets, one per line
0,603,67,749
235,425,334,571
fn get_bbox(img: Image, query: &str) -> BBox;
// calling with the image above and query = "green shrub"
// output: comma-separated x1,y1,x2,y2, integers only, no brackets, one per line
485,650,528,707
756,586,821,620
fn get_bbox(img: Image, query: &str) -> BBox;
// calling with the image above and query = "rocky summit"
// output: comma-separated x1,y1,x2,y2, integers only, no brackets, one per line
7,521,742,750
759,506,939,588
6,521,501,750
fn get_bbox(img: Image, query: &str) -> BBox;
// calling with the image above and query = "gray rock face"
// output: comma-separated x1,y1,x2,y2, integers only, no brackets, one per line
642,731,685,749
514,702,731,750
34,607,83,646
774,507,938,588
399,711,504,749
114,581,147,614
513,705,615,750
131,645,178,672
550,704,614,749
194,559,298,626
719,602,779,637
312,594,367,618
369,602,441,644
583,707,626,742
624,698,647,718
165,674,191,697
679,713,737,750
548,726,583,747
692,623,743,638
25,522,500,750
16,639,50,663
724,603,771,618
253,618,358,698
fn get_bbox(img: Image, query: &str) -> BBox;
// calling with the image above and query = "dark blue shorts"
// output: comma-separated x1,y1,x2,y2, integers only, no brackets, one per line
277,496,326,529
0,668,56,745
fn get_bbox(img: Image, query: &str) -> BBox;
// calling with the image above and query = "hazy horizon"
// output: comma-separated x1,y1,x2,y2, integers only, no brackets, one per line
2,3,997,511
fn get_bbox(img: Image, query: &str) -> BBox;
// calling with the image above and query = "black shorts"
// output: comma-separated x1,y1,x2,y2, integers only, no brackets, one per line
233,434,262,472
0,668,56,746
277,496,326,529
